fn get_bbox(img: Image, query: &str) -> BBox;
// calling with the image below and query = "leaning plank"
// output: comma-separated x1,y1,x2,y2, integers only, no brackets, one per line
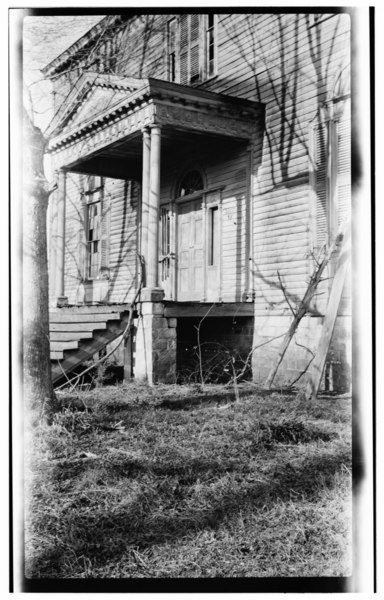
263,232,343,390
305,225,351,400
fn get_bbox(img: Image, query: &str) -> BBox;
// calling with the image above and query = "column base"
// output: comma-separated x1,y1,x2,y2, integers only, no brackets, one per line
133,303,177,385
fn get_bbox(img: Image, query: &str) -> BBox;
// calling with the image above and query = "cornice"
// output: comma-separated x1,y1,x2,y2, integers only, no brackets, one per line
47,77,265,157
41,15,127,78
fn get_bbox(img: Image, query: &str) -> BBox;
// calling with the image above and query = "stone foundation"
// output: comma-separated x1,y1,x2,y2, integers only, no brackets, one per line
132,297,177,384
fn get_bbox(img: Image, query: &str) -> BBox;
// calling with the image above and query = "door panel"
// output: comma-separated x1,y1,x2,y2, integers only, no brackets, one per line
177,199,204,300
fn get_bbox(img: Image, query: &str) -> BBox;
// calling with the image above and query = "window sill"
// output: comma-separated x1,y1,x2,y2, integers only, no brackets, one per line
194,74,219,88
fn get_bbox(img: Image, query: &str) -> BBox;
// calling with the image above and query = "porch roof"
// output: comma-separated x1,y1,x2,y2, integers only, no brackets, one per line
47,73,265,178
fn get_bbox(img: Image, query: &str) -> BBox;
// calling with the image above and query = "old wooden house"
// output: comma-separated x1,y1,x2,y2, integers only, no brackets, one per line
44,12,351,389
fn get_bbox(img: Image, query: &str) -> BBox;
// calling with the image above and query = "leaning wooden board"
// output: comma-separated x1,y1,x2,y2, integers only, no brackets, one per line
305,223,351,400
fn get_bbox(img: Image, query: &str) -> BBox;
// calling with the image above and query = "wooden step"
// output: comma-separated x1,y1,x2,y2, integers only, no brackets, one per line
50,304,129,315
50,322,107,332
51,311,130,385
50,331,94,342
50,313,121,323
50,340,79,352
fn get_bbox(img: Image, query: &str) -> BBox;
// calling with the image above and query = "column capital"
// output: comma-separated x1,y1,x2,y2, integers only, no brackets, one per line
141,125,151,136
150,124,162,133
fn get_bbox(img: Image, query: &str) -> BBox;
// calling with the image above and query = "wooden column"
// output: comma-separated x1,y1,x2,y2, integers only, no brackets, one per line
55,170,68,306
146,125,161,290
141,127,151,279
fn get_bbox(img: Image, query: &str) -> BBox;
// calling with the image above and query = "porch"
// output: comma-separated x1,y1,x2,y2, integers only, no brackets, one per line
50,301,254,386
47,75,264,382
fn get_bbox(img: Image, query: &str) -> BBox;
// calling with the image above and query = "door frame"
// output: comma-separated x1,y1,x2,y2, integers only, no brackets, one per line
160,187,223,302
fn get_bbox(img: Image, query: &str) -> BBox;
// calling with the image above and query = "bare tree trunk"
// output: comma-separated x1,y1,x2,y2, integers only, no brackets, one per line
23,111,59,424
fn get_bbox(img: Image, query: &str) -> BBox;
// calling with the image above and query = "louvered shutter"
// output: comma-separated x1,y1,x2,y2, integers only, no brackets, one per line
314,121,329,249
336,108,351,229
189,14,200,82
180,15,189,84
179,14,200,85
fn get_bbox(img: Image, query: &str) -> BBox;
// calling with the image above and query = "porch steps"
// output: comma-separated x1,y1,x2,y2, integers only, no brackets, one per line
49,305,131,385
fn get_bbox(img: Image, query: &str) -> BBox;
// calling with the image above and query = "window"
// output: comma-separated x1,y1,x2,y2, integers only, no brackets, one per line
168,18,177,82
168,14,217,85
206,14,216,78
85,176,103,279
178,170,204,197
208,206,219,266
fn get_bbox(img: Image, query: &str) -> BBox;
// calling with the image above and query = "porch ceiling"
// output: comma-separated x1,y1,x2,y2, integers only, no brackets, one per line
47,75,265,178
63,126,248,181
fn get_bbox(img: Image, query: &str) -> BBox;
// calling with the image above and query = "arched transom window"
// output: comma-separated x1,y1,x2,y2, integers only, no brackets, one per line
178,170,204,197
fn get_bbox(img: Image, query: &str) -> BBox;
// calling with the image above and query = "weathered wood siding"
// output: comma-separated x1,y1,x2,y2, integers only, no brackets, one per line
57,12,350,316
198,13,351,316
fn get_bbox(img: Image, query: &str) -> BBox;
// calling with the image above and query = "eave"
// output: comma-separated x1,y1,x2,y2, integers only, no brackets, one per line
47,76,265,154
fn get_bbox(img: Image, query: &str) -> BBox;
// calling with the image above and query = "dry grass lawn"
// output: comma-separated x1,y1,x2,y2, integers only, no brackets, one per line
25,383,352,580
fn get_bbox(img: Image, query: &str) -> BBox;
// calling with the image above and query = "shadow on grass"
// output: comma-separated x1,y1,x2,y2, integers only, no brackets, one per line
30,444,350,577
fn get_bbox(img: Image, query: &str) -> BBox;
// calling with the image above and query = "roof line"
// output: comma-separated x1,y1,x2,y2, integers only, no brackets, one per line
41,15,125,77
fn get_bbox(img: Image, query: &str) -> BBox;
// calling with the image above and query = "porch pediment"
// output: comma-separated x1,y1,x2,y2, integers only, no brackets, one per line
45,72,145,139
48,75,265,172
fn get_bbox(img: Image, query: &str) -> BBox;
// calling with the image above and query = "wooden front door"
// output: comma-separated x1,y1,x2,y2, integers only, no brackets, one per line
177,199,204,301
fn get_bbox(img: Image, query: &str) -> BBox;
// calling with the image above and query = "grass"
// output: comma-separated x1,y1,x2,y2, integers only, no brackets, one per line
25,383,352,579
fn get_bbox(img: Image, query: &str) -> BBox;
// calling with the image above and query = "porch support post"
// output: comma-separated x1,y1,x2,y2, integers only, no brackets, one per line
146,124,161,291
133,124,175,385
55,169,68,307
141,127,151,280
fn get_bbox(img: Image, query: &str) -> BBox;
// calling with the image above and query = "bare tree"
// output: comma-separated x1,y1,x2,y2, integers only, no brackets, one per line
23,110,59,423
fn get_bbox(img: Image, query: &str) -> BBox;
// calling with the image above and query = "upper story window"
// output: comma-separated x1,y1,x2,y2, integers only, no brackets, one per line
168,18,177,82
168,14,217,85
206,14,216,78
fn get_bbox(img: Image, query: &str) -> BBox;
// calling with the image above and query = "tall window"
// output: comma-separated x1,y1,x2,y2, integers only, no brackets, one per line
206,14,216,78
85,176,103,279
168,14,217,85
208,206,219,266
168,18,177,82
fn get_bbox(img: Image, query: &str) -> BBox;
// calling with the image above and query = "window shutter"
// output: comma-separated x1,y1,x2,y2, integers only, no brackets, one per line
314,121,329,249
189,14,200,82
336,111,351,228
180,15,189,84
179,14,200,84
